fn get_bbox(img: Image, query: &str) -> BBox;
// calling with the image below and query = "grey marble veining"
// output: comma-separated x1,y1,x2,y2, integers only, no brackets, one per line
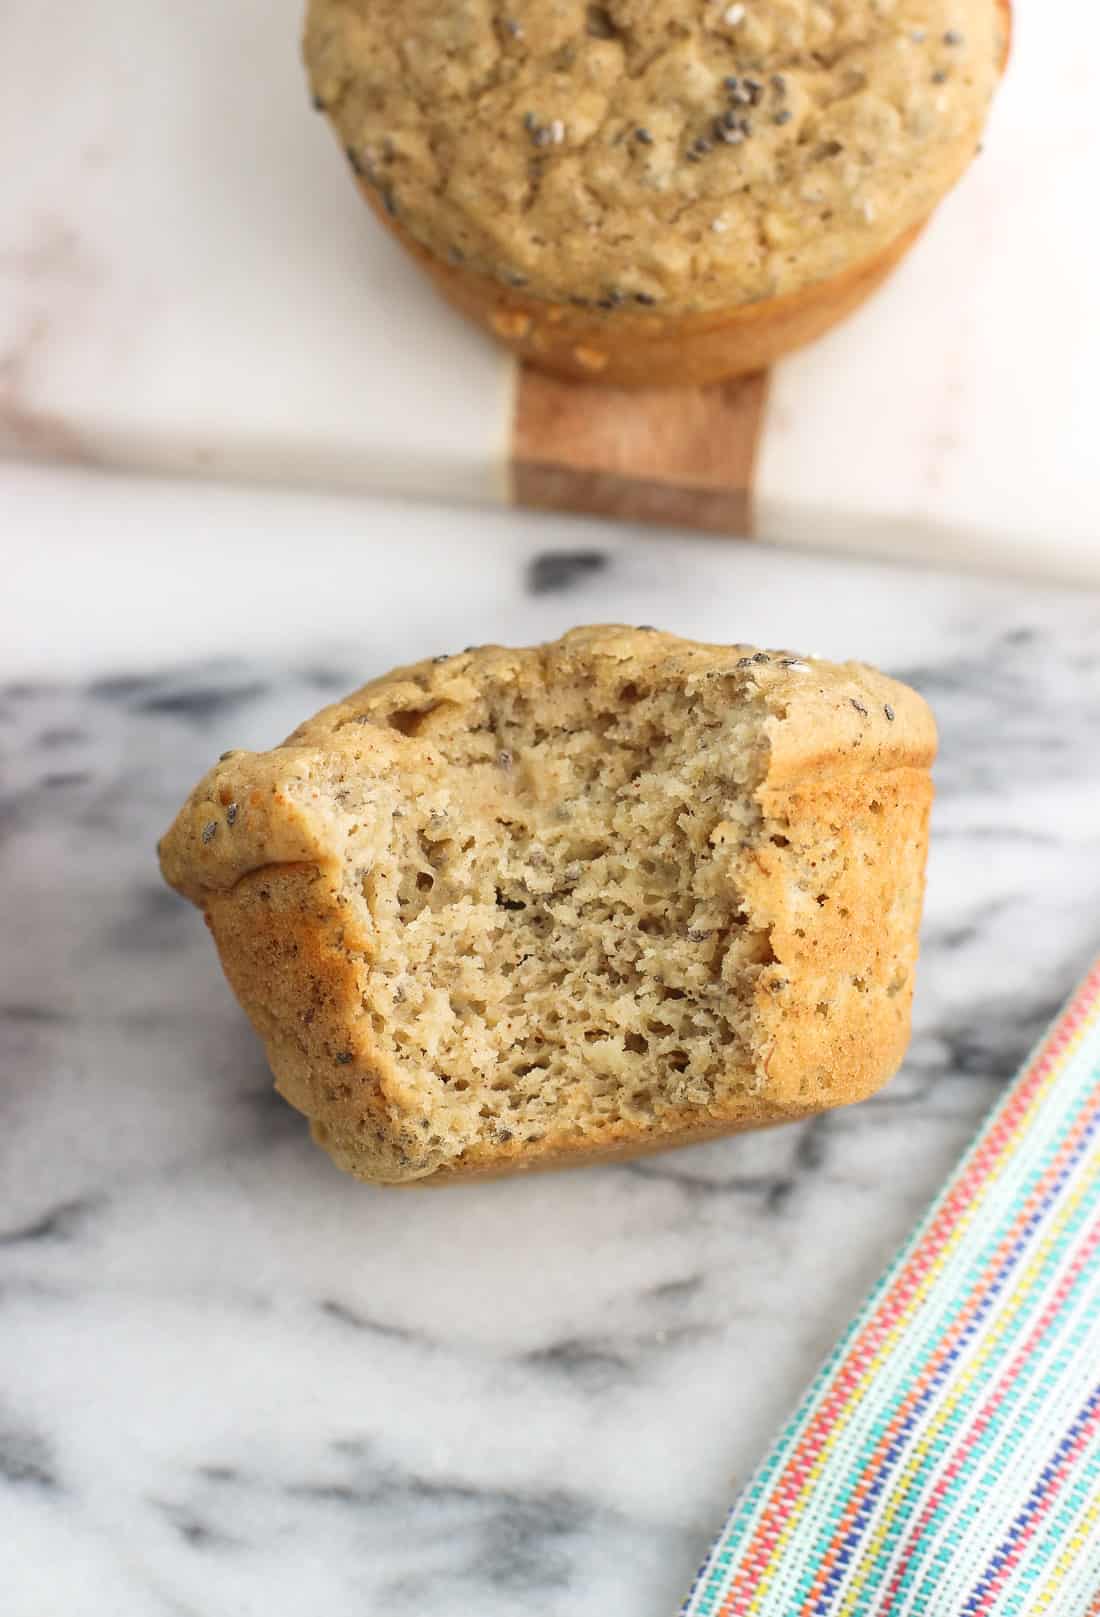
3,541,1099,1617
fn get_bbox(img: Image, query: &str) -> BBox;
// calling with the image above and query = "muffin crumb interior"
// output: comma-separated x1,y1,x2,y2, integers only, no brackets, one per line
325,662,773,1160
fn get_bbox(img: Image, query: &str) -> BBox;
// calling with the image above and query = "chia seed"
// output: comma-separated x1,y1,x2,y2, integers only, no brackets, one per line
774,108,793,125
634,127,654,145
201,821,217,844
226,803,238,826
219,750,239,761
771,73,788,94
432,653,450,663
586,6,617,38
312,93,326,112
850,698,869,716
884,703,896,722
931,68,949,83
944,29,964,45
335,1051,354,1065
752,651,770,663
634,291,657,305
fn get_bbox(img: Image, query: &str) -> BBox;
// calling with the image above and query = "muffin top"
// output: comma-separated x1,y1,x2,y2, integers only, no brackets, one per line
304,0,1002,316
160,624,936,903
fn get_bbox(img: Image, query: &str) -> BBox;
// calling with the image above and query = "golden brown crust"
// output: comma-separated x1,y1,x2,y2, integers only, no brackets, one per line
996,0,1012,73
748,766,933,1106
160,628,936,1184
204,864,415,1179
360,188,925,388
305,0,1010,386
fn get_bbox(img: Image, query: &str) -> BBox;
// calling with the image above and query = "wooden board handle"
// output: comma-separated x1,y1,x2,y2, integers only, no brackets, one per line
512,366,770,536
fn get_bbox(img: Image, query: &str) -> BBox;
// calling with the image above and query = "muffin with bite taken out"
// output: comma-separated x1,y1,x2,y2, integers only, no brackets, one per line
159,628,936,1185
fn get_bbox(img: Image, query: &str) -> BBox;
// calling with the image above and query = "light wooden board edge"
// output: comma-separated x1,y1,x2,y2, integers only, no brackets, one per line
511,367,770,538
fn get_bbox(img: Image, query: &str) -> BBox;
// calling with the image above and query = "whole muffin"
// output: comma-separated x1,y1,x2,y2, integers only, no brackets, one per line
160,628,935,1185
304,0,1009,386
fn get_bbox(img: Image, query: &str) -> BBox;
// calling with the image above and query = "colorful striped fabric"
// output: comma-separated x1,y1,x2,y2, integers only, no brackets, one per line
682,959,1100,1617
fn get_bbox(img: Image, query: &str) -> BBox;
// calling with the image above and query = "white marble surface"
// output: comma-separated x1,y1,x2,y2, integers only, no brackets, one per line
756,0,1100,584
0,0,510,502
4,461,1100,1616
3,1,1100,580
757,0,1100,582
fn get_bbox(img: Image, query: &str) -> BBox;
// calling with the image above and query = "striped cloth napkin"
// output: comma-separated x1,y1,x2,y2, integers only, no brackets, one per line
682,960,1100,1617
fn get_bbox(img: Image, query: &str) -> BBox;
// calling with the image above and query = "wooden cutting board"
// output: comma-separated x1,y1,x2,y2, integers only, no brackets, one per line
513,369,769,538
4,0,1100,584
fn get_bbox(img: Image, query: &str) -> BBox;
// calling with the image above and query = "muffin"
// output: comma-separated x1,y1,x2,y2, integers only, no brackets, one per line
160,628,936,1185
304,0,1009,387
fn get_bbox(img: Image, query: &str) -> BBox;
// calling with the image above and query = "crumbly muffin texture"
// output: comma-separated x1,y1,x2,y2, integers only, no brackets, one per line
304,0,1000,314
160,628,936,1185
